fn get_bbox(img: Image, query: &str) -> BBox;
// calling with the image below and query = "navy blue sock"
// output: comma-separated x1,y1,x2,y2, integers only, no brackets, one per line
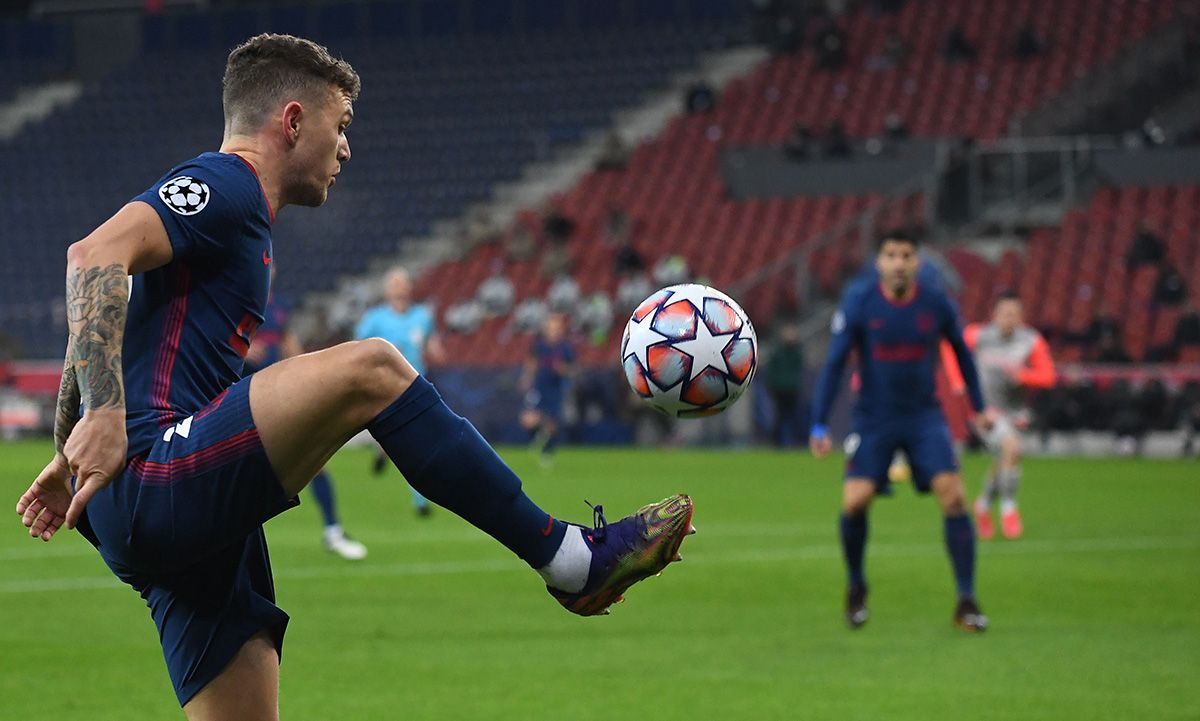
308,469,338,528
944,513,976,599
839,512,868,588
367,376,567,567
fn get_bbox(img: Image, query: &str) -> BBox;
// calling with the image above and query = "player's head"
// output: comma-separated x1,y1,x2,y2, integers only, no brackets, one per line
544,312,568,341
992,289,1023,336
875,230,920,295
223,34,360,208
384,266,412,307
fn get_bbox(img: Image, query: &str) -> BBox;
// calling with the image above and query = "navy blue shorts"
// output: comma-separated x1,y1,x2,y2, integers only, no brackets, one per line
844,409,958,494
80,375,298,706
524,383,564,422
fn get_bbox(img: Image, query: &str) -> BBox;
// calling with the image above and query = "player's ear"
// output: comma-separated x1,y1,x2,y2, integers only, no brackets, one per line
281,101,304,147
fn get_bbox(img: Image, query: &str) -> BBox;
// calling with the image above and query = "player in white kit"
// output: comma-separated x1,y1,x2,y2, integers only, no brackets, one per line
964,292,1056,539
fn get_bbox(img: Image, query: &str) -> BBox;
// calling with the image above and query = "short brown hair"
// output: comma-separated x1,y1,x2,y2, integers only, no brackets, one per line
223,33,360,132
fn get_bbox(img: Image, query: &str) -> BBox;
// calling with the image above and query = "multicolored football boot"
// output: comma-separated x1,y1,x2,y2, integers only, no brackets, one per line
549,494,695,616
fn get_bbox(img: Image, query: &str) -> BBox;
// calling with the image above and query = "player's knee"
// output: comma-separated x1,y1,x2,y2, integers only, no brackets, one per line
1002,437,1021,464
841,487,873,515
938,488,967,514
347,338,418,401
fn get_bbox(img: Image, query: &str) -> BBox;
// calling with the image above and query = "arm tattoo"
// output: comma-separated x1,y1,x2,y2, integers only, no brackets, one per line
53,349,81,455
66,263,128,411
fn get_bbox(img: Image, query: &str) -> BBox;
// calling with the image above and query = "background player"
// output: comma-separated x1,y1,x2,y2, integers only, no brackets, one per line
16,33,694,719
245,266,367,560
964,291,1057,540
354,265,445,516
519,312,576,467
810,230,991,632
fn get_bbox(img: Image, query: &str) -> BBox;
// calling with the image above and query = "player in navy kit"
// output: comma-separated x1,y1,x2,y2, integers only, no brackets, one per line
519,313,576,467
810,231,992,632
16,34,694,719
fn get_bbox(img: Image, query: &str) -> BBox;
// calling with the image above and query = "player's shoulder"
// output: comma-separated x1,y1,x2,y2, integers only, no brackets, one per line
363,304,390,322
840,278,874,309
1015,325,1045,345
157,152,256,190
146,152,262,218
920,283,958,312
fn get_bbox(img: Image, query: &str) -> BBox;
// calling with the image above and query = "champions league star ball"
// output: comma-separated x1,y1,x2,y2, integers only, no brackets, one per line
621,284,758,418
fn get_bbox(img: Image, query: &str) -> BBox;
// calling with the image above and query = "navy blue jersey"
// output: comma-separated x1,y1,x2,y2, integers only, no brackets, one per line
532,336,574,390
812,282,984,425
243,296,289,374
123,152,274,458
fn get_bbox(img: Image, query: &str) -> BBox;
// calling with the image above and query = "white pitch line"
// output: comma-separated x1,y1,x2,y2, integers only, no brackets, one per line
0,535,1196,596
0,524,846,563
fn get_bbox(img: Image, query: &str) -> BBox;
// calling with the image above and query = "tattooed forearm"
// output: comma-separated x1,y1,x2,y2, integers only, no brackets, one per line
53,350,81,454
66,263,128,410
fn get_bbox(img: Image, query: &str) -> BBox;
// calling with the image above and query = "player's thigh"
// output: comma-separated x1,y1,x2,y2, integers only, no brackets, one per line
184,632,279,721
999,432,1022,468
519,408,541,429
250,339,418,495
903,415,959,494
844,424,895,499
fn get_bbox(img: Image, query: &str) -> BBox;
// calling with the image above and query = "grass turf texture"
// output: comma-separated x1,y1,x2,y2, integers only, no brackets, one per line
1,441,1197,720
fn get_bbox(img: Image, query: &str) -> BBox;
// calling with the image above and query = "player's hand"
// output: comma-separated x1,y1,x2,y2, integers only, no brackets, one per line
971,411,995,436
809,425,833,459
61,408,128,530
16,454,74,541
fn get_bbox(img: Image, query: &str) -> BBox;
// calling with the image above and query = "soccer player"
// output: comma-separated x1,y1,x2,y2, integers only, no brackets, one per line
519,312,575,467
354,265,444,516
964,291,1056,540
16,34,694,719
245,271,367,560
810,230,991,632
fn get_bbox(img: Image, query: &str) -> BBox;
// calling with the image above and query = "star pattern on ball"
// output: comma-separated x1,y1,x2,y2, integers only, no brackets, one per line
662,284,718,317
625,307,669,373
672,313,736,380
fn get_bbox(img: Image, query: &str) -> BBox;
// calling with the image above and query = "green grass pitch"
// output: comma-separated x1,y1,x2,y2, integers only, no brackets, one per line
1,441,1197,720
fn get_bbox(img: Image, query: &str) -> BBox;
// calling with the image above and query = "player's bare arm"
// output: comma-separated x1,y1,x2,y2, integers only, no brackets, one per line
17,202,174,538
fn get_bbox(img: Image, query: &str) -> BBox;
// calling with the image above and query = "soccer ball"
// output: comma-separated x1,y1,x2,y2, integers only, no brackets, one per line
621,284,758,418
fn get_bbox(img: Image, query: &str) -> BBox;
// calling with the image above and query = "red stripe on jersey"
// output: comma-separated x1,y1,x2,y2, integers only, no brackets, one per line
233,153,275,223
151,265,192,427
129,428,261,484
193,388,230,421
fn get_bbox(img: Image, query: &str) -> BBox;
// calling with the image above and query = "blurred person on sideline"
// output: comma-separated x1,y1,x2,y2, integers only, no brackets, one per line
519,313,576,468
963,291,1056,540
355,265,446,516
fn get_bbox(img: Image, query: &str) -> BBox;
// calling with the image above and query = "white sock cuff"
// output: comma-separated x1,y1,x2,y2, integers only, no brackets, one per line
537,526,592,593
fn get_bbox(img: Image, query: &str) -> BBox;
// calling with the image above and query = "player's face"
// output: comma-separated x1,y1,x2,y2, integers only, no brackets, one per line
290,86,353,208
386,271,412,305
876,240,919,295
994,299,1022,335
544,314,566,340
